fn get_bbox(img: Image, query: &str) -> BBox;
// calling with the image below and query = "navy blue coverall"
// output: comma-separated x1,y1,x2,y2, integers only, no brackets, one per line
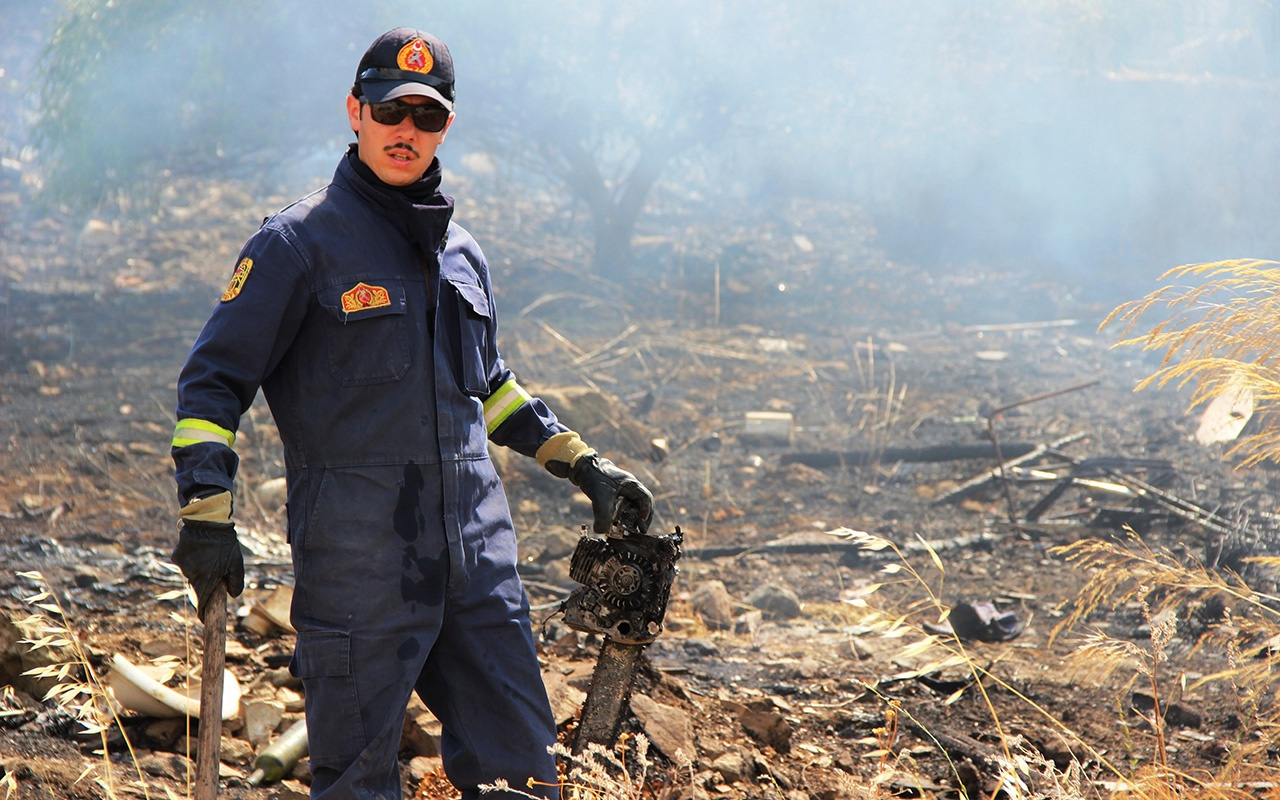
173,150,561,798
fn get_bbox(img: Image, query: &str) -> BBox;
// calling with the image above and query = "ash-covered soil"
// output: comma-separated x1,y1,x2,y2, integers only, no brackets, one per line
1,170,1275,799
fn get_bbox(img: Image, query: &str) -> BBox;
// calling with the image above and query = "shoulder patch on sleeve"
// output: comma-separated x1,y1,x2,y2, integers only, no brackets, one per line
221,258,254,302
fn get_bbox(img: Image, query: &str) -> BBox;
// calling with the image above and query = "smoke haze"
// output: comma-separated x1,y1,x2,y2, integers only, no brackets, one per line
5,1,1279,307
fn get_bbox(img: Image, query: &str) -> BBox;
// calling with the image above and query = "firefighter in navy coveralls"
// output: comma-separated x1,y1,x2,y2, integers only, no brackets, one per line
169,28,654,800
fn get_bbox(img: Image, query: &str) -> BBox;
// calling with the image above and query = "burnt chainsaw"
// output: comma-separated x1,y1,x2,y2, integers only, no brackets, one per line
561,516,682,753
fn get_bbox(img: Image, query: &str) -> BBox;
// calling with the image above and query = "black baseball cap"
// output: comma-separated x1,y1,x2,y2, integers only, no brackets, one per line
353,28,455,110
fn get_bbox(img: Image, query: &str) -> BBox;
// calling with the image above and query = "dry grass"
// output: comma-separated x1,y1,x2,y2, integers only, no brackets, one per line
831,521,1280,800
20,258,1280,800
1101,258,1280,467
477,734,658,799
14,570,168,799
1051,531,1280,793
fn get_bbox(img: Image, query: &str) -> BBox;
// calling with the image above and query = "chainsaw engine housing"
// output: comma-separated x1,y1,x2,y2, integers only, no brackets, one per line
561,526,682,645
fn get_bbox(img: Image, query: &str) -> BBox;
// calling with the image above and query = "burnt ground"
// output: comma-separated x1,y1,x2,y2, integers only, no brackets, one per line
1,166,1277,800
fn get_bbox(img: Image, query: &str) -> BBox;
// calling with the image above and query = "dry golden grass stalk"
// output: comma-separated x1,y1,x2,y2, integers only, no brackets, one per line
0,766,15,799
1096,258,1280,791
479,734,656,800
991,736,1091,800
1049,530,1280,789
1049,529,1280,649
14,570,158,800
1101,258,1280,466
831,528,1128,794
840,526,1280,798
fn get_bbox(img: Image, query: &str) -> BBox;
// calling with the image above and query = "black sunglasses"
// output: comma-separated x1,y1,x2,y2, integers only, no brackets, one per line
363,99,451,133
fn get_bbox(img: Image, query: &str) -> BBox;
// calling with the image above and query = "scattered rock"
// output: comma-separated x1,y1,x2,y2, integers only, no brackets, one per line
535,526,581,563
780,462,825,485
263,666,302,689
243,585,295,636
733,609,763,636
0,611,58,697
540,558,577,589
408,754,445,784
402,705,442,757
631,693,696,762
220,734,255,766
723,698,792,754
143,718,186,750
542,667,588,728
533,385,658,458
746,584,802,620
256,476,288,510
71,565,101,588
137,751,189,780
276,685,305,713
224,639,254,661
836,637,871,660
711,748,749,784
217,760,244,779
690,580,735,630
241,698,284,747
682,638,720,658
272,779,311,799
139,636,185,659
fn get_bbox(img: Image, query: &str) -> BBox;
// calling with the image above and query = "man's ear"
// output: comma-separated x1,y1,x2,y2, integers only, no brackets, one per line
346,94,362,135
438,112,456,143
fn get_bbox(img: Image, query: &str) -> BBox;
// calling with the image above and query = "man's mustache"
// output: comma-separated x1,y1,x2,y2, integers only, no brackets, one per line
385,143,418,157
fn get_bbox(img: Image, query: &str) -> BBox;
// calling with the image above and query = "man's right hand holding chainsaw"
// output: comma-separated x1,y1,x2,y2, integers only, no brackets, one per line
536,431,654,534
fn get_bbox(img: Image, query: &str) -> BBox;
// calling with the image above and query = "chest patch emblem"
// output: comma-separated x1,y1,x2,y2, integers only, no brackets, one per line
341,282,392,313
221,258,253,302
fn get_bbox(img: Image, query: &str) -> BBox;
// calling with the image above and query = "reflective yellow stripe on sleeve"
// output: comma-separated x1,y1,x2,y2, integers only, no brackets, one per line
482,379,533,435
172,418,236,449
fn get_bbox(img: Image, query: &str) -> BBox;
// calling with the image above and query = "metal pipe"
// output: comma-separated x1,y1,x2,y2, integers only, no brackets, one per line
247,718,309,786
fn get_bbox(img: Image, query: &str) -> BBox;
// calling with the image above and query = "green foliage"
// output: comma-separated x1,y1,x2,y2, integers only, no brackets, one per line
33,0,179,209
31,0,372,214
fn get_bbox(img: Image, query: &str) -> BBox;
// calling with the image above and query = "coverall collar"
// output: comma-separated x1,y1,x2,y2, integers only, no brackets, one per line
340,144,454,255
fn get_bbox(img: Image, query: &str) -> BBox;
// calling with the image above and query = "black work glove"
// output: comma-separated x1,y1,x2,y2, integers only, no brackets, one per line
172,519,245,622
570,453,654,535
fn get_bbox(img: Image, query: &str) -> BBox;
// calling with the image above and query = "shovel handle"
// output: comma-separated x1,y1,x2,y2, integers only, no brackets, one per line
195,585,228,800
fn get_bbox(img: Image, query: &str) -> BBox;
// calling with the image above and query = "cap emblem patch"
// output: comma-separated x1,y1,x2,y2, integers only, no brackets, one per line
341,282,391,312
221,258,253,302
397,39,433,74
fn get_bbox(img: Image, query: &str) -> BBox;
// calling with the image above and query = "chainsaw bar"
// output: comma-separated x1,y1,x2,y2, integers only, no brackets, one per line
574,639,646,751
563,524,682,752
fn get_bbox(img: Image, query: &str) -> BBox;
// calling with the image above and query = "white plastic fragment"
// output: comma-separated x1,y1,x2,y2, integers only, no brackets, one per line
108,653,241,720
1195,373,1254,445
743,411,794,444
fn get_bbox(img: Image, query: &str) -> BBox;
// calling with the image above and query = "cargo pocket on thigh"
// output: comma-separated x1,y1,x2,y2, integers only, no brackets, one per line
290,629,365,765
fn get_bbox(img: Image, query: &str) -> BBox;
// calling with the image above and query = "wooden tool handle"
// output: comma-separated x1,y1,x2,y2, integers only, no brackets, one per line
195,585,228,800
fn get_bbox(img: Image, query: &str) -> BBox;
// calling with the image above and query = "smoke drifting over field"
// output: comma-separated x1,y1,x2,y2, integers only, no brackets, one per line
7,1,1280,304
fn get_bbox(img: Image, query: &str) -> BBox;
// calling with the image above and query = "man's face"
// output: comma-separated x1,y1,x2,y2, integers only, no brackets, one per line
346,93,454,186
